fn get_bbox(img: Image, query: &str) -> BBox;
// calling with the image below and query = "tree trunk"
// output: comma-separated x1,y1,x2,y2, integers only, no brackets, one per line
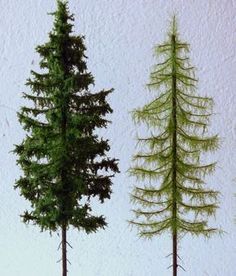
171,32,178,276
62,225,67,276
173,232,177,276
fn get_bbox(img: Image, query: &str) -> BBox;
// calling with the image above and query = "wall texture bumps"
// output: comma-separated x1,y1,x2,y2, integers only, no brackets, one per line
0,0,235,275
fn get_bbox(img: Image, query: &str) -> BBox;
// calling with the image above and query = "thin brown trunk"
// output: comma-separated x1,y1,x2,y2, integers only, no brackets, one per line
171,33,178,276
62,225,67,276
61,67,68,276
173,232,177,276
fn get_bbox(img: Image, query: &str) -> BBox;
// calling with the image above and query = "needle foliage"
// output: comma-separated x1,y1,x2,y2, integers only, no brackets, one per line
14,0,118,247
129,17,219,274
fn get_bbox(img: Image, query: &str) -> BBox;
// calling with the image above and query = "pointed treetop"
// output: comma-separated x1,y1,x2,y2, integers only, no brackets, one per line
49,0,73,22
172,15,177,34
46,0,74,41
168,15,178,37
57,0,68,7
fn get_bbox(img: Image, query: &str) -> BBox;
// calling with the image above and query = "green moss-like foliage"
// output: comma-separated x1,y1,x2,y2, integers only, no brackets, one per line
129,17,219,274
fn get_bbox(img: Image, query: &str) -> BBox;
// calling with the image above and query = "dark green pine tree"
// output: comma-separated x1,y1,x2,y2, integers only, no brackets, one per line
14,1,119,275
129,17,219,276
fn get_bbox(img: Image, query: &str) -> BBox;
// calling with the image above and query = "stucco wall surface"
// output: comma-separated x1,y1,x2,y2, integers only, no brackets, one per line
0,0,235,275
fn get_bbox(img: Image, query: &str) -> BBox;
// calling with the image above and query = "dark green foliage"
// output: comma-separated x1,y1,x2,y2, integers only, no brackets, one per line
15,0,119,234
129,17,219,274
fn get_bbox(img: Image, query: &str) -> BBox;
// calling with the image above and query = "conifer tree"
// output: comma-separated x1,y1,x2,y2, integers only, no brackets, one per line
14,1,119,275
129,17,219,276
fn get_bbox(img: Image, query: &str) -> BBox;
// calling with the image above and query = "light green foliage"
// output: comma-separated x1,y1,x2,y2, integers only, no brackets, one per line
129,17,219,239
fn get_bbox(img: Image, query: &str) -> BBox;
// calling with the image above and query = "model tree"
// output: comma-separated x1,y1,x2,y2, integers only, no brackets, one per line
14,1,119,275
129,17,219,276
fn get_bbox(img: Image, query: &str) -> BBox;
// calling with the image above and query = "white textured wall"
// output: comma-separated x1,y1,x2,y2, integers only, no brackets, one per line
0,0,235,275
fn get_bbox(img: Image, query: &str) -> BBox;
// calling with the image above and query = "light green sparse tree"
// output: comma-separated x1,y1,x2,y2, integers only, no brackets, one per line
129,17,219,276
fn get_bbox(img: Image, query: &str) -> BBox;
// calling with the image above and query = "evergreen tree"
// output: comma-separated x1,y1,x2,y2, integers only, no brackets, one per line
129,17,219,276
14,1,119,275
